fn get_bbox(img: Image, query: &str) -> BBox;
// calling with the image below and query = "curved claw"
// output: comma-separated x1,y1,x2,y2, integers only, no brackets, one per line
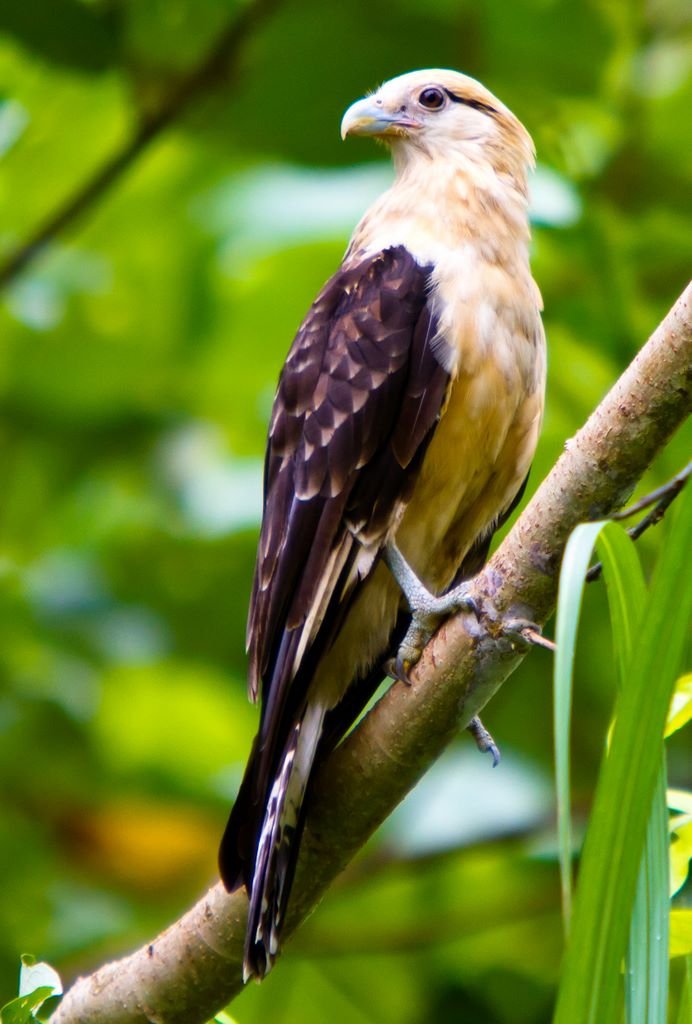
389,616,433,683
384,656,412,685
467,715,501,767
457,592,480,618
385,626,426,684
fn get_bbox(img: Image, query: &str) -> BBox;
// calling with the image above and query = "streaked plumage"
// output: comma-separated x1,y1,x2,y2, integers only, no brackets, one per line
219,68,546,980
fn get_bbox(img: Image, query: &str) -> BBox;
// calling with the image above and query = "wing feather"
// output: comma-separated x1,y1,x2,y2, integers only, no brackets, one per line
247,245,450,763
223,245,452,906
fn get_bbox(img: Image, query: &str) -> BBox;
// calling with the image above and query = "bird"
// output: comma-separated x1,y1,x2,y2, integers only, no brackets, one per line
219,68,546,980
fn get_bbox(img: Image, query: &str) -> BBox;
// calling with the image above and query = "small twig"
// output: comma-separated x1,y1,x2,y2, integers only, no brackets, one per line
0,0,279,290
586,461,691,582
521,627,557,652
612,460,691,520
625,463,691,538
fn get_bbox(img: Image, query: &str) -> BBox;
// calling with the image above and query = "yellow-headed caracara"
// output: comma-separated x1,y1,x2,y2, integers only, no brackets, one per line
219,69,546,979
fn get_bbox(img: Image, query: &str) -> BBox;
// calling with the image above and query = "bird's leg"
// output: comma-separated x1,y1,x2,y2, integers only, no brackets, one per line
466,715,501,767
383,542,478,683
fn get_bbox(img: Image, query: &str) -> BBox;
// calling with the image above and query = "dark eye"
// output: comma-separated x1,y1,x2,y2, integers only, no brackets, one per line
418,87,445,110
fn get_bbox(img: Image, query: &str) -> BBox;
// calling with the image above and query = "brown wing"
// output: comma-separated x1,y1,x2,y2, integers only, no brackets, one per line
220,245,450,902
247,247,449,723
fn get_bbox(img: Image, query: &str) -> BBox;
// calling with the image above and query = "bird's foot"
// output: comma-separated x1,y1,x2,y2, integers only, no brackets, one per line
467,715,501,766
384,616,437,684
383,543,479,683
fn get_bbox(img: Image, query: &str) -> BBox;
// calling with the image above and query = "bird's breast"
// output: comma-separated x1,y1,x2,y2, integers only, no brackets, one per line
396,251,545,591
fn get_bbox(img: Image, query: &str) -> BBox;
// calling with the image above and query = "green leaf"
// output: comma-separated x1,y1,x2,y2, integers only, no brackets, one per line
0,956,62,1024
676,957,691,1024
671,820,692,898
0,0,118,72
553,519,608,928
666,674,692,738
593,526,668,1023
626,756,669,1023
595,521,647,685
1,989,54,1024
554,486,692,1024
670,913,692,959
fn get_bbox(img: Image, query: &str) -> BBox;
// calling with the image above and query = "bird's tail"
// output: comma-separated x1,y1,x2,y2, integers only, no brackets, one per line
220,702,326,981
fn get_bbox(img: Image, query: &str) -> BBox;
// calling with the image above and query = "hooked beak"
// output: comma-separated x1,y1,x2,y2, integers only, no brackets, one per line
340,97,421,140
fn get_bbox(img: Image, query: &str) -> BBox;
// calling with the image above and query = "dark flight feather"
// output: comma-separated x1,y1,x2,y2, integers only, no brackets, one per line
219,245,451,977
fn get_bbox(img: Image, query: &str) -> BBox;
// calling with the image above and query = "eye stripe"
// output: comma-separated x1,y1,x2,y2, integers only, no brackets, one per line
442,88,498,115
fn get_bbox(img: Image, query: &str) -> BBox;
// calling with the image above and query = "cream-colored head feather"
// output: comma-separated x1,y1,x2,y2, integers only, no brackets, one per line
342,69,534,184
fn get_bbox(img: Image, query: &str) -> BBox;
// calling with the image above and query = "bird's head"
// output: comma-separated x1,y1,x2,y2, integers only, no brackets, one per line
341,69,534,182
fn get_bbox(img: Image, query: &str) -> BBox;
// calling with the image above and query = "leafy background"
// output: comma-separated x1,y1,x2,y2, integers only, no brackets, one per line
0,0,690,1020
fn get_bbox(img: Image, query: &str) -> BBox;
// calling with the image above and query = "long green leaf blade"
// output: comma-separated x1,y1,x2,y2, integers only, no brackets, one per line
626,756,669,1024
553,520,607,929
676,956,692,1024
596,524,669,1022
554,487,692,1024
647,760,670,1022
596,522,646,686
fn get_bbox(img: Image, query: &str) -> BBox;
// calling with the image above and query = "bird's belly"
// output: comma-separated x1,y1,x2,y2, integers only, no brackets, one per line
396,352,542,592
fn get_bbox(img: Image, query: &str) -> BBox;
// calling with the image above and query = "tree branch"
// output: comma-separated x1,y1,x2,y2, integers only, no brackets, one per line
0,0,279,290
50,283,691,1024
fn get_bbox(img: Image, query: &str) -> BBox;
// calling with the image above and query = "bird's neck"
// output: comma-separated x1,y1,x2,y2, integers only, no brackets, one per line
347,149,532,272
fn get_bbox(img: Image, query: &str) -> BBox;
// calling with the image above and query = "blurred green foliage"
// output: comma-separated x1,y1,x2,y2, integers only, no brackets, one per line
0,0,690,1020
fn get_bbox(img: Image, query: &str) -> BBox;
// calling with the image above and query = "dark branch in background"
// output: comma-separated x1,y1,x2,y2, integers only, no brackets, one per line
586,460,692,582
0,0,280,290
612,461,691,520
49,285,691,1024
